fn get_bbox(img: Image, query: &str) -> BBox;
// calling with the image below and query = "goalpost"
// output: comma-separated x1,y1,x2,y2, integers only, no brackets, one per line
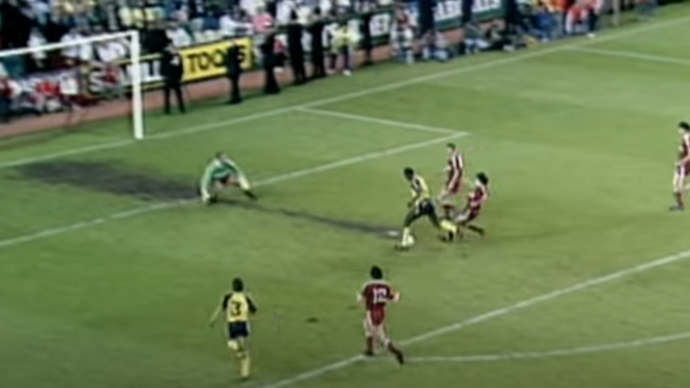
0,30,145,139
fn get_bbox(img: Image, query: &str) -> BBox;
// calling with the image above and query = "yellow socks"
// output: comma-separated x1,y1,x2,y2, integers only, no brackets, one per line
240,355,251,379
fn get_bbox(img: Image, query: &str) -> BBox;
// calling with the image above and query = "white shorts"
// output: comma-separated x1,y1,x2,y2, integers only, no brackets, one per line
363,315,388,343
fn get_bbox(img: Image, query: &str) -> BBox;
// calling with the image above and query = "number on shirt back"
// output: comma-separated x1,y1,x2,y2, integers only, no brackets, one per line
231,301,242,317
373,287,390,304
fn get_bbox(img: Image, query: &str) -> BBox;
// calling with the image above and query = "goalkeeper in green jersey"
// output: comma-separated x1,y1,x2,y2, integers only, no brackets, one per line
200,152,258,204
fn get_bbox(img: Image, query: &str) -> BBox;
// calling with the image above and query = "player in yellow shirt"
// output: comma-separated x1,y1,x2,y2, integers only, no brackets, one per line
209,278,258,380
397,167,457,250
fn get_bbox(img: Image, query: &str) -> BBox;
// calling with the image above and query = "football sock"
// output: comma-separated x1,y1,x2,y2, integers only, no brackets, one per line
386,342,405,365
401,228,412,245
240,355,251,379
439,220,457,235
674,192,684,208
364,336,374,355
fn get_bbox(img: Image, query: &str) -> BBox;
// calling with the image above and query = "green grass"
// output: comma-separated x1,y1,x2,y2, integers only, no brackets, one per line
2,7,690,388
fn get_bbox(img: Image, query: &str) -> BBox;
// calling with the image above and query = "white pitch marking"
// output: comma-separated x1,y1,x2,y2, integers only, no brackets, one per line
1,14,686,170
298,108,459,135
0,133,467,250
374,331,690,364
571,46,690,67
255,248,690,388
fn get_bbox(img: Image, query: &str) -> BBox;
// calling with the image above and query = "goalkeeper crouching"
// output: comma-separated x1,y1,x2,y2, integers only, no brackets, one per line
200,152,258,204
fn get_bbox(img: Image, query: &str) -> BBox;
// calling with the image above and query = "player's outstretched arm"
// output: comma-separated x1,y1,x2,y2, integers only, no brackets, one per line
208,299,224,327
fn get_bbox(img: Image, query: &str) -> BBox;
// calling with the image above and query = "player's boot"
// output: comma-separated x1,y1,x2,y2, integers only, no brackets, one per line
669,204,685,211
386,343,405,365
243,190,258,201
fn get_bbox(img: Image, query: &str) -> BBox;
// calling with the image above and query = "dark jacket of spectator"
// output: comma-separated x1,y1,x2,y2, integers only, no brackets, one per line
308,8,326,79
286,10,306,85
144,23,169,53
160,47,183,82
0,1,33,48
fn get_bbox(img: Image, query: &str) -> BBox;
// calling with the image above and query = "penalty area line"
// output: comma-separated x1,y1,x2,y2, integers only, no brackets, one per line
368,331,690,364
0,132,467,251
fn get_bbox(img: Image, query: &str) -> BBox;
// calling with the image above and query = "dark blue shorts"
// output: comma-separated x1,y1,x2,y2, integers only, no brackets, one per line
227,322,250,340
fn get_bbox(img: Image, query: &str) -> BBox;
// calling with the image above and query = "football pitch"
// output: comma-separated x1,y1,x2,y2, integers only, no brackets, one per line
2,8,690,388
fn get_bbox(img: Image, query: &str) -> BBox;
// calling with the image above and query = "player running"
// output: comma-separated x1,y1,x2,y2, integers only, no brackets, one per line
199,152,257,204
359,265,405,364
438,143,465,218
671,122,690,211
397,167,458,249
209,278,258,380
454,172,490,237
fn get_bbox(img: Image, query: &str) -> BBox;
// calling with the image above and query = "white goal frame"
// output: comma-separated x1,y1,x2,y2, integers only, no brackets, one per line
0,30,144,139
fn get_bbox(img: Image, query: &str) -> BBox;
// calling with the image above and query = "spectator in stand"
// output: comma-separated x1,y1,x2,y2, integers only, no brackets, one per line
533,1,554,41
220,8,240,37
307,6,326,79
44,9,69,43
276,0,296,24
586,0,603,37
27,28,48,72
100,0,122,32
30,0,51,26
94,33,125,99
465,20,488,54
565,0,589,35
167,21,192,47
422,28,450,62
286,9,306,85
60,27,83,64
160,40,185,114
0,0,33,77
252,6,274,35
331,22,356,76
144,19,169,53
261,32,280,95
119,0,151,29
485,20,509,51
392,5,414,64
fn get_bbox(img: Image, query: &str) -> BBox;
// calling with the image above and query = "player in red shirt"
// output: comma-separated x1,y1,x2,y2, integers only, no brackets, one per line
454,172,490,237
358,266,405,364
439,143,465,218
671,122,690,211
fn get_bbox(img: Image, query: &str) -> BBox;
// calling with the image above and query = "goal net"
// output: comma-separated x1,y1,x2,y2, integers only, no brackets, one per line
0,30,144,140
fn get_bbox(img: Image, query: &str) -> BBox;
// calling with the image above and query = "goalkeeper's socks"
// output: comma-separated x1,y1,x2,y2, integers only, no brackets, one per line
243,190,258,200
